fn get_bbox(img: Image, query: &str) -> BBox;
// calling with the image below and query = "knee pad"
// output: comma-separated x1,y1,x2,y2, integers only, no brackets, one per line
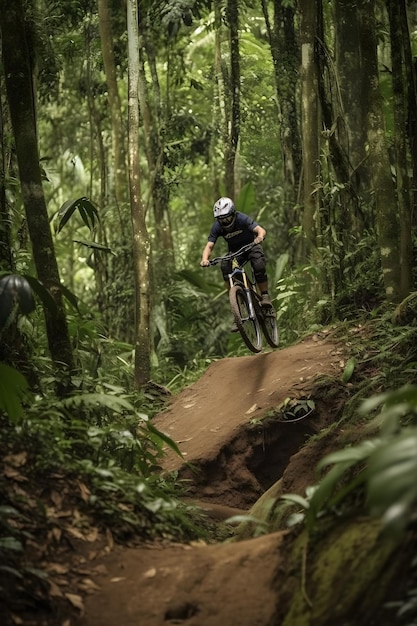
251,252,267,283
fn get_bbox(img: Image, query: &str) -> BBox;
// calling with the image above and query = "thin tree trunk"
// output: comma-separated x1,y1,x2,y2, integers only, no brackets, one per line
400,0,417,227
262,0,302,200
211,0,225,200
360,0,402,302
138,15,175,260
127,0,151,388
224,0,240,198
299,0,320,257
98,0,128,238
334,0,372,216
386,0,413,298
0,0,74,395
0,76,12,271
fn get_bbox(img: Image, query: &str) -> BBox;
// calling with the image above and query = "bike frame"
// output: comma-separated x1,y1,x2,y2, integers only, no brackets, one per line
228,259,258,321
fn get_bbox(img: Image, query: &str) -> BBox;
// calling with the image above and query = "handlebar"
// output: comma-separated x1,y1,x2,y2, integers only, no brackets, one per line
206,242,256,267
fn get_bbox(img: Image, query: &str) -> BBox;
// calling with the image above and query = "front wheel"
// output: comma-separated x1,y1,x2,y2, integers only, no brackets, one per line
229,285,262,353
261,307,279,348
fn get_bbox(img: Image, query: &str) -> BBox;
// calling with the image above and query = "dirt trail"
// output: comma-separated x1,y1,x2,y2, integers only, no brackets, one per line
80,335,344,626
154,336,341,472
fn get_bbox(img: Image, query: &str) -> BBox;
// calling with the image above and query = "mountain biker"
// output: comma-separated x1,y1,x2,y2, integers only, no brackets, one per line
200,197,272,330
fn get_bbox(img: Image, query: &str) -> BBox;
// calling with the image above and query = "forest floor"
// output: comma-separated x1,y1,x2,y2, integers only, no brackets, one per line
3,331,352,626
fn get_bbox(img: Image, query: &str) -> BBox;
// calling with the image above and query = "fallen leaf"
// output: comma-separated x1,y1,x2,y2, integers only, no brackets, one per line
85,527,99,542
45,563,70,575
106,528,114,550
78,578,101,592
66,527,86,540
246,404,258,415
78,481,91,503
50,527,62,543
143,567,157,578
50,491,62,508
4,452,27,467
65,593,84,612
3,467,27,481
49,580,64,598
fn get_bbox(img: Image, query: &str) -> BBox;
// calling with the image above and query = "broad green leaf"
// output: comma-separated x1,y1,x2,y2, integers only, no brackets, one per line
341,357,356,383
360,385,417,415
73,239,115,254
280,494,310,509
381,494,415,538
274,253,289,283
24,567,48,579
0,565,23,578
367,433,417,515
56,197,99,233
224,514,267,527
307,460,354,529
176,269,215,292
306,439,380,529
146,420,183,457
61,393,135,413
0,505,21,516
316,439,378,472
236,182,256,214
0,364,29,421
0,536,23,551
23,275,58,316
60,283,79,311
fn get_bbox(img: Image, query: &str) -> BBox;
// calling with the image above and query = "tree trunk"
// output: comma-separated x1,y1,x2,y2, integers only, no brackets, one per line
360,0,402,302
142,37,175,258
299,0,320,257
262,0,302,203
211,0,225,200
98,0,128,235
137,14,175,264
334,0,372,217
224,0,240,198
0,0,74,395
401,0,417,227
386,0,413,298
127,0,151,388
320,1,363,240
0,82,12,271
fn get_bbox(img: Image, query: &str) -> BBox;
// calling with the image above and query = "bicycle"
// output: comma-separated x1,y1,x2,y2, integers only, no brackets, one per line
207,242,279,353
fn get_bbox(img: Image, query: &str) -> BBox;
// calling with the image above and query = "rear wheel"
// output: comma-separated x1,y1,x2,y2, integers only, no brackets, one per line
261,307,279,348
229,285,262,353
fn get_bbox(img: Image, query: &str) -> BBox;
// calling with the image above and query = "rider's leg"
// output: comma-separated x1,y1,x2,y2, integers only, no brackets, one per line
249,246,272,306
257,279,269,293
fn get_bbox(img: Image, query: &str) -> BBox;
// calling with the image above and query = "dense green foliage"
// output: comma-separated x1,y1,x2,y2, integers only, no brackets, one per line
1,0,417,622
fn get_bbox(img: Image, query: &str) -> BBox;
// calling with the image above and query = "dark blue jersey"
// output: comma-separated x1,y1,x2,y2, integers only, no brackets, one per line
208,212,258,252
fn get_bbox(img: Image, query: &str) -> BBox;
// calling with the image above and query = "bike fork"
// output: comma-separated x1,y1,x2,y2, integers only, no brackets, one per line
244,288,256,319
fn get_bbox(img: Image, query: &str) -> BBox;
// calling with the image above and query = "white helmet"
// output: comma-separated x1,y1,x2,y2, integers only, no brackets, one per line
213,197,236,229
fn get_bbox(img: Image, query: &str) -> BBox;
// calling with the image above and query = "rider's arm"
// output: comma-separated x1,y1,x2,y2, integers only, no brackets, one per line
253,225,266,244
200,241,215,266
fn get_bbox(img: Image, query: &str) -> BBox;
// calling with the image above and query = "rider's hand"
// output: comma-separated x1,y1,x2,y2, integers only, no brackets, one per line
254,236,263,245
200,260,210,267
